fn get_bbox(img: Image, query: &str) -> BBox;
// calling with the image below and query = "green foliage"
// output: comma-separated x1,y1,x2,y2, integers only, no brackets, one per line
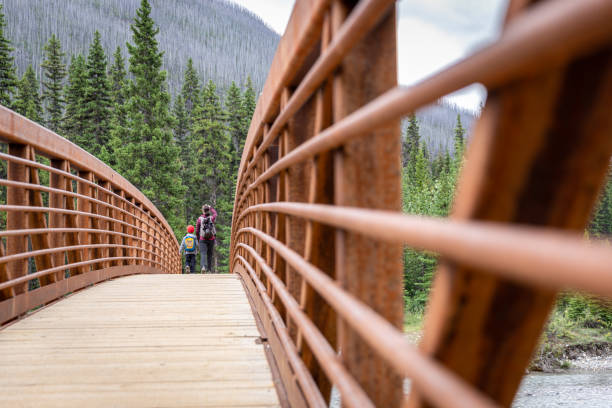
13,64,42,123
225,81,243,172
454,113,465,157
181,57,200,119
109,46,127,107
63,55,87,143
110,0,185,235
173,94,188,145
190,80,233,271
241,76,256,150
589,168,612,237
0,4,16,106
41,34,67,132
561,294,612,329
81,31,112,156
402,115,463,312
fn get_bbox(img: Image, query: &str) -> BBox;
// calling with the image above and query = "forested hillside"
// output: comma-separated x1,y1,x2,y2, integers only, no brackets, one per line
414,103,475,157
3,0,278,96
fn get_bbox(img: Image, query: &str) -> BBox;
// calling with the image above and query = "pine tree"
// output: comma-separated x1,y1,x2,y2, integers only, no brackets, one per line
454,113,465,159
403,115,420,171
13,64,42,123
81,31,112,157
240,75,256,151
111,0,185,234
226,81,243,172
173,94,189,145
0,4,16,106
63,55,87,143
41,34,67,133
191,80,232,271
181,57,200,119
109,46,127,107
590,169,612,237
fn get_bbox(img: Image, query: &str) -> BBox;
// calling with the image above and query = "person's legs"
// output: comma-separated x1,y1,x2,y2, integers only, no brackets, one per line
205,240,214,273
186,254,196,273
199,240,206,272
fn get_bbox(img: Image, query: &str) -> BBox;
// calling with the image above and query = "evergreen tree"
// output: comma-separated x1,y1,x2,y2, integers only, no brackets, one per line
191,80,232,271
226,81,243,172
109,46,127,107
41,34,67,132
173,94,189,145
402,115,420,168
0,4,16,106
81,31,112,157
590,169,612,237
454,113,465,159
110,0,185,233
240,75,256,151
63,55,87,143
181,57,200,119
13,64,42,123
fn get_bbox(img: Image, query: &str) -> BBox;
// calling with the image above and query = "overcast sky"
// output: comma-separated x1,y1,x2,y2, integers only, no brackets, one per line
228,0,509,111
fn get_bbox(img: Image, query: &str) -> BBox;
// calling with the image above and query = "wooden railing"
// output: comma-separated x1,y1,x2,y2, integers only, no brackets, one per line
230,0,612,407
0,106,181,326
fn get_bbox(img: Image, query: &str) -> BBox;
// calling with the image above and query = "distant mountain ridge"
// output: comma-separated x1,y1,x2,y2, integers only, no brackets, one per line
3,0,280,95
415,102,477,158
4,0,475,155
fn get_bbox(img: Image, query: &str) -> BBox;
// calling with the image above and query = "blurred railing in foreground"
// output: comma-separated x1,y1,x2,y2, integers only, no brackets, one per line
0,106,181,326
230,0,612,407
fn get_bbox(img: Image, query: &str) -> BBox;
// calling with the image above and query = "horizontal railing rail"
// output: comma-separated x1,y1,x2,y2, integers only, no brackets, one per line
231,0,612,407
0,106,180,326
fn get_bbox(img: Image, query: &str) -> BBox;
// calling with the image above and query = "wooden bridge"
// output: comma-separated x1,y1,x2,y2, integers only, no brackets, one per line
1,0,612,407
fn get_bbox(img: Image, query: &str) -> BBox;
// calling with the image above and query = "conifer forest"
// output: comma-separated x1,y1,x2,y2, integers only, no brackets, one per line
0,0,609,330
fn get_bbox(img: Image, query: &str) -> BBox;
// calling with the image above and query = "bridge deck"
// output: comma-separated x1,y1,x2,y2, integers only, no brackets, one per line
0,274,280,407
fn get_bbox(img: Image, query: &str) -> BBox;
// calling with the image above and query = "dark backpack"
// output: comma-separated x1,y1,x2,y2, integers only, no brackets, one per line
199,215,216,240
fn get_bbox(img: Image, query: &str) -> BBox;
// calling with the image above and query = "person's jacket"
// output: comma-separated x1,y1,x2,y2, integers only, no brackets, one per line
196,208,218,241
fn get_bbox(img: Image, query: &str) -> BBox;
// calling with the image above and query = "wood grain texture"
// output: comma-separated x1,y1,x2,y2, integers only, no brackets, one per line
0,274,280,408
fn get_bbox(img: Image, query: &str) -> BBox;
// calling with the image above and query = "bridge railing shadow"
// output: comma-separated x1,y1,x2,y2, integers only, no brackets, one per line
231,1,612,407
0,106,180,326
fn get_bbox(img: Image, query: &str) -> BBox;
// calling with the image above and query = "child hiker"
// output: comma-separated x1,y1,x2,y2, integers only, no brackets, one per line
179,225,198,273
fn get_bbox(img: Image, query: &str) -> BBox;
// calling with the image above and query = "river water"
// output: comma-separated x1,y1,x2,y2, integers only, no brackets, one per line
512,370,612,407
330,366,612,407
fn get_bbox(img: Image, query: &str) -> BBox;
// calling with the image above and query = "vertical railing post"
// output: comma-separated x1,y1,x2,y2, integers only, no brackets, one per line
49,159,68,279
331,2,403,406
99,181,113,269
110,188,123,267
62,163,85,276
77,171,94,271
6,143,29,296
25,146,56,286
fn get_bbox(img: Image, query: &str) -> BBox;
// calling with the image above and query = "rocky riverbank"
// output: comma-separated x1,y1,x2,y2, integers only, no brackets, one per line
530,341,612,372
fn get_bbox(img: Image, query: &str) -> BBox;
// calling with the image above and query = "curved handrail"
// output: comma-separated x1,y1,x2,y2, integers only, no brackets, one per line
0,106,181,326
230,0,612,407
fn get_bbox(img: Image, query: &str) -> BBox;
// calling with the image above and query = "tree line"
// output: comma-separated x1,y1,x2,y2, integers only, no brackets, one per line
2,0,278,100
0,0,255,273
401,112,612,315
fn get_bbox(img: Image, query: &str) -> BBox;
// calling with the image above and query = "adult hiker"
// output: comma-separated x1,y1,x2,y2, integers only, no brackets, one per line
179,225,198,273
196,204,217,273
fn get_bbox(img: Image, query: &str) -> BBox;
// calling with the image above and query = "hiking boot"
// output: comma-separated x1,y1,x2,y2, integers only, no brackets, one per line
185,266,190,274
201,267,206,274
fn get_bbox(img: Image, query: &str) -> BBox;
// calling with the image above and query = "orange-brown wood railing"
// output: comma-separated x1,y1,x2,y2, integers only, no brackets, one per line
0,106,181,326
230,0,612,407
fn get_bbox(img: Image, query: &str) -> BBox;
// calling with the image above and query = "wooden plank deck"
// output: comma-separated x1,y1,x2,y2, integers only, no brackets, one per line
0,274,280,407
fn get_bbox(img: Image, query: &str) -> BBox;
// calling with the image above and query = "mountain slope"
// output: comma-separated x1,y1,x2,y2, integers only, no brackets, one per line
4,0,279,95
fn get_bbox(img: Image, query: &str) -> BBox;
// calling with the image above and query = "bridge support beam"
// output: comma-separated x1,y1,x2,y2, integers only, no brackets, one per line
330,2,404,407
414,2,612,406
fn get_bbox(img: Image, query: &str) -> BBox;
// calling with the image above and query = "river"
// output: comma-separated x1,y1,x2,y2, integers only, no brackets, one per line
513,369,612,407
329,358,612,407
